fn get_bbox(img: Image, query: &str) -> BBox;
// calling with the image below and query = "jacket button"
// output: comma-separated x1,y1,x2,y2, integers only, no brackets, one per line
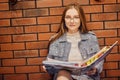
91,48,93,51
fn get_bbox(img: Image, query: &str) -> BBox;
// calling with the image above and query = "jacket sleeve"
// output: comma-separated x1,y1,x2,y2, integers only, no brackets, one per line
45,65,59,75
90,33,104,74
45,42,59,75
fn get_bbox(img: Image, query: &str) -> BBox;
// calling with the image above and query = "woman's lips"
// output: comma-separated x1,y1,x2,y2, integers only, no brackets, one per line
69,25,75,27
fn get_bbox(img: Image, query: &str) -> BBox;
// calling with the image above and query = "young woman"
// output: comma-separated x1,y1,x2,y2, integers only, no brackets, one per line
44,3,104,80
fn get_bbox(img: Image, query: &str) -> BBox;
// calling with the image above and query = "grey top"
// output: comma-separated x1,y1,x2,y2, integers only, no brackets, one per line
66,31,82,62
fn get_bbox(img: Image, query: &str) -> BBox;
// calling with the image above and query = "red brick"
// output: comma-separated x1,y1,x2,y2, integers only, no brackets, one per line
87,22,103,30
4,74,27,80
37,0,62,8
105,21,120,29
11,10,22,18
118,29,120,36
51,24,59,32
118,46,120,52
106,54,120,61
50,7,64,15
0,3,9,10
12,18,36,26
0,67,14,74
23,8,48,17
91,13,117,21
2,59,26,66
110,46,119,53
118,0,120,3
63,0,89,6
94,30,117,37
0,11,10,18
27,57,45,65
0,59,1,66
0,27,23,35
103,62,118,69
16,66,39,73
0,10,22,19
13,1,35,9
14,50,38,58
101,78,119,80
40,49,48,57
13,34,37,42
118,13,120,20
98,38,104,46
85,14,90,22
1,43,25,51
105,38,120,45
90,0,116,4
119,61,120,68
82,5,103,13
38,33,54,40
106,70,120,77
0,51,13,58
0,35,11,43
38,16,61,24
0,19,10,27
25,25,50,33
29,73,51,80
26,41,49,49
21,1,35,9
0,0,8,2
104,4,120,12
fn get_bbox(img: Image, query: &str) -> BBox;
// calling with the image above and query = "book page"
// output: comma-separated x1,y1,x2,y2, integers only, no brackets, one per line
43,41,118,73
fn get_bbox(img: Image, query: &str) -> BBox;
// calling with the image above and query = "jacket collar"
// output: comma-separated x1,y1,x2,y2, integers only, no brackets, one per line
81,33,89,41
58,32,88,42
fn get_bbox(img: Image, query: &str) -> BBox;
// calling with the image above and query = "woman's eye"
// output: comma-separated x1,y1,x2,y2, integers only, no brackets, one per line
65,16,71,19
74,16,79,19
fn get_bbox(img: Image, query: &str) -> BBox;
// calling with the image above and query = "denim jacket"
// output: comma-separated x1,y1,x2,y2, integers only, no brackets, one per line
46,31,104,80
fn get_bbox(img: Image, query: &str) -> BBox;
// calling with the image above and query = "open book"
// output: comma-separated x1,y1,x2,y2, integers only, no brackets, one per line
43,41,118,73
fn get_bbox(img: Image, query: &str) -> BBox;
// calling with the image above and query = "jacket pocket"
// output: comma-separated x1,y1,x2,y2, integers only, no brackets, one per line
88,45,98,54
52,45,64,60
80,45,98,60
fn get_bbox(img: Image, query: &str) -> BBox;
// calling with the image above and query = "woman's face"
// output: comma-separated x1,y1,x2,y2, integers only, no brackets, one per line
65,8,81,33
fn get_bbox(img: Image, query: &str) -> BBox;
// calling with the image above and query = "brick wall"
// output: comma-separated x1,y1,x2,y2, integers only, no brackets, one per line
0,0,120,80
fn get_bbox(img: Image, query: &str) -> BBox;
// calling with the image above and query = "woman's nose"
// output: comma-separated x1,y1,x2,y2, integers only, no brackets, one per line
70,18,74,23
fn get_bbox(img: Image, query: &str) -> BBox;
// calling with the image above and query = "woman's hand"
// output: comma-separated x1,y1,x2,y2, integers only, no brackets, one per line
42,66,47,72
86,67,97,75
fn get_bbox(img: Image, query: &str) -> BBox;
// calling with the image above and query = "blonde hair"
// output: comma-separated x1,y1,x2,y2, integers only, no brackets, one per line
50,3,88,43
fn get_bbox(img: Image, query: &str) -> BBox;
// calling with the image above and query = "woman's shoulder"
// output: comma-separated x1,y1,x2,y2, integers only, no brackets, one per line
82,31,96,37
88,31,96,35
82,31,97,40
87,31,98,40
49,33,62,45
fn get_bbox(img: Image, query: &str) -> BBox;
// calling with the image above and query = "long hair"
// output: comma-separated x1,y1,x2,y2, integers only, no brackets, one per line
50,3,88,43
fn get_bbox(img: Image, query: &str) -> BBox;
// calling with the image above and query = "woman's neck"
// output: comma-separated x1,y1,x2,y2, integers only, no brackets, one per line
67,30,79,34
